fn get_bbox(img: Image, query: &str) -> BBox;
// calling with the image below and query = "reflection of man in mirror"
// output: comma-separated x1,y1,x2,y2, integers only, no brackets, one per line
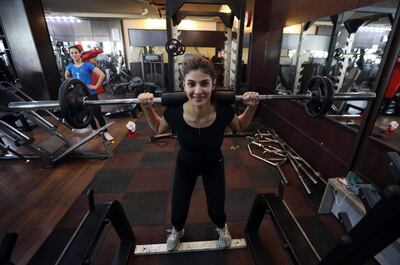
211,48,224,64
116,50,124,74
211,48,225,87
356,49,365,70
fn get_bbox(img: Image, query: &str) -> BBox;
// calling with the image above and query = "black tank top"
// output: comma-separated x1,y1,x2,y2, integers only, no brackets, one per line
163,104,235,164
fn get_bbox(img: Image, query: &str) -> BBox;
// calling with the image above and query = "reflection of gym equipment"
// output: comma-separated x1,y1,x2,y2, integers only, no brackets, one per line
104,65,162,118
246,151,400,265
298,63,324,93
327,11,390,90
381,58,400,115
141,53,165,90
53,41,72,78
8,76,377,128
165,38,185,57
333,48,364,61
0,51,15,82
0,82,113,168
331,68,362,113
278,64,297,92
165,0,246,91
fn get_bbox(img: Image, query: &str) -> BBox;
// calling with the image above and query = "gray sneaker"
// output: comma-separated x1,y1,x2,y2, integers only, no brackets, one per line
166,227,184,251
216,224,231,248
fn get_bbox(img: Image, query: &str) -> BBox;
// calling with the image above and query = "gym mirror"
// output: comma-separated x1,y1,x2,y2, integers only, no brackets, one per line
371,53,400,149
327,0,397,132
277,18,333,94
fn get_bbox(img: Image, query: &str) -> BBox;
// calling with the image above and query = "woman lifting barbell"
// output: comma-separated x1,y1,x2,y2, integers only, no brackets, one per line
138,55,260,251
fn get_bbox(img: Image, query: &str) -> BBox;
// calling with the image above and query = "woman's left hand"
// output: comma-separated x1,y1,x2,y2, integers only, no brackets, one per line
87,84,97,90
243,91,260,108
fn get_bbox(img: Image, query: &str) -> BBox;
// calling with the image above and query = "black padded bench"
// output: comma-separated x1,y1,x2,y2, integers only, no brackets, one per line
245,152,400,265
246,193,320,265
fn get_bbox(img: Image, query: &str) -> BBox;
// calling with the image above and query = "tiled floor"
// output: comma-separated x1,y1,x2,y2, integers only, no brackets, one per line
27,116,342,265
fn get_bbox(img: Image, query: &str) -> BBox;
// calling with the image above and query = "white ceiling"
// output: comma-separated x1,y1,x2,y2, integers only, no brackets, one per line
41,0,166,18
41,0,226,19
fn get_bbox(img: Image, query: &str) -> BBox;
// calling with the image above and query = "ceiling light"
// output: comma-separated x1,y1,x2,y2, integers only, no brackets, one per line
179,19,196,30
45,15,82,23
219,5,231,14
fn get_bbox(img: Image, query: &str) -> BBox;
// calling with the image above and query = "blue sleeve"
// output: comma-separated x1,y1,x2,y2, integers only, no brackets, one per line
66,63,72,72
84,62,95,71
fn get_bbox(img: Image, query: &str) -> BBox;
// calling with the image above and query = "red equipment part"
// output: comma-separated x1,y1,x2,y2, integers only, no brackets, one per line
92,72,105,94
82,48,104,61
385,58,400,98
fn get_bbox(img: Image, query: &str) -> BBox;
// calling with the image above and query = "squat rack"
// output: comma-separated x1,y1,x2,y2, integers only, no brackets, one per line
165,0,246,91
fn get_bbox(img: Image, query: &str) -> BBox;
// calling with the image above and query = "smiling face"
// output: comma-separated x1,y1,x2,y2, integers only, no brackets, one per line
184,69,215,106
69,47,82,63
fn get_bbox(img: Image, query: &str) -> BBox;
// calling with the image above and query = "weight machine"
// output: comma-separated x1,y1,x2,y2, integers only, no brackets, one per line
141,53,165,91
0,82,113,168
165,0,246,91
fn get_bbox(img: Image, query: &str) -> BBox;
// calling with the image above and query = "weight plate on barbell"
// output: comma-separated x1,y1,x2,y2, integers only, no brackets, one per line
165,38,186,57
59,78,94,129
175,44,185,56
304,75,334,118
333,48,344,61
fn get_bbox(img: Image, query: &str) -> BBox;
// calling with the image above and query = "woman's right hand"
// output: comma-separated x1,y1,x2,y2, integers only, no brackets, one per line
138,92,154,109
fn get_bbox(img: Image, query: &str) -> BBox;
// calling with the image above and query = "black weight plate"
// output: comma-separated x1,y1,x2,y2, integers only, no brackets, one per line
165,39,178,55
304,75,334,117
165,38,185,57
333,48,344,61
176,44,185,56
59,78,93,128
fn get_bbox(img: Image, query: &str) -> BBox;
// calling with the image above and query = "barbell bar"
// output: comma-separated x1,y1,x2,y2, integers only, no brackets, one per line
12,91,374,110
8,76,376,129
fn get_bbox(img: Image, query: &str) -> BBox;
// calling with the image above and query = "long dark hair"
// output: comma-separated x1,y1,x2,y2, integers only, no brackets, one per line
68,45,82,53
182,55,216,81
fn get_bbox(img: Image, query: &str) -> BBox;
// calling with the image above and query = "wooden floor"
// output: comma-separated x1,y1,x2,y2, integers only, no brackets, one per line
0,111,132,265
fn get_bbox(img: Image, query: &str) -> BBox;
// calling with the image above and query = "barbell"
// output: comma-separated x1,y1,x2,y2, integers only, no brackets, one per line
8,76,376,129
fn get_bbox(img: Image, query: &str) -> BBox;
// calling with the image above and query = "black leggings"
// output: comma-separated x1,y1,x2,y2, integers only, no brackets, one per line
171,154,226,231
88,94,107,131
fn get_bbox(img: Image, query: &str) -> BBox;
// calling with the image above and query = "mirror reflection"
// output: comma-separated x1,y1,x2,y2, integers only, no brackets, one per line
328,1,396,131
278,1,397,133
277,18,333,93
372,52,400,146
